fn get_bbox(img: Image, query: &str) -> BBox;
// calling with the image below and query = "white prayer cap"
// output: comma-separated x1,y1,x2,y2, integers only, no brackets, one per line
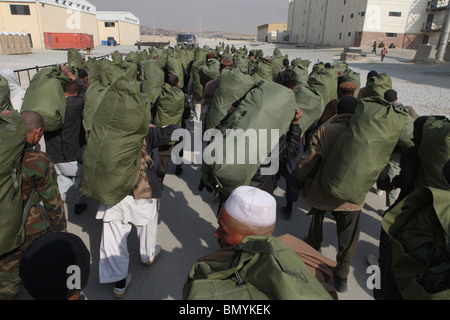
224,186,276,227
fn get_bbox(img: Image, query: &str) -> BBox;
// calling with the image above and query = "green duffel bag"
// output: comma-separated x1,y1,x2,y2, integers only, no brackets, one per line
202,81,297,198
294,85,325,133
111,50,123,64
320,96,408,205
83,63,128,136
184,235,332,300
67,48,85,70
201,58,220,83
166,52,185,89
416,116,450,191
21,67,67,132
252,58,273,82
233,55,249,71
0,110,27,256
284,64,309,87
291,57,311,69
0,74,12,111
340,67,361,97
382,187,450,300
81,76,151,206
141,60,165,105
206,67,255,131
153,83,185,128
308,67,339,105
190,60,206,100
366,72,392,97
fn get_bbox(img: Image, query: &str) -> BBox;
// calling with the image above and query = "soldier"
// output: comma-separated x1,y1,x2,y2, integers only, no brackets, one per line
0,110,67,300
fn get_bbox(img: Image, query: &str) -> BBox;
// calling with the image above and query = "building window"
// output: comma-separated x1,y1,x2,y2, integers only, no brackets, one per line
105,22,116,28
385,33,398,38
341,15,344,23
360,11,366,17
348,32,352,37
389,11,402,17
339,33,342,40
350,13,354,18
10,5,30,15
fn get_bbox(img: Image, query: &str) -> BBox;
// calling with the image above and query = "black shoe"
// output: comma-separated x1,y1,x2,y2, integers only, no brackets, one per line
74,202,88,215
333,275,348,293
175,165,183,176
282,201,293,220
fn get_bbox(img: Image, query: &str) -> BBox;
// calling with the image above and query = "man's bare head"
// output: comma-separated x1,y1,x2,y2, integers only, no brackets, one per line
21,111,45,146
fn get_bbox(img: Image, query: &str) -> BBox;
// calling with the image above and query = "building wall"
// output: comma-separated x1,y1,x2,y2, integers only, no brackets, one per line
0,1,99,49
287,0,436,49
257,23,287,42
0,1,41,47
97,20,140,46
37,3,99,48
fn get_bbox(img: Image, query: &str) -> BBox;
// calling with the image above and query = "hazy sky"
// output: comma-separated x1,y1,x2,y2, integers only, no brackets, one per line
89,0,289,34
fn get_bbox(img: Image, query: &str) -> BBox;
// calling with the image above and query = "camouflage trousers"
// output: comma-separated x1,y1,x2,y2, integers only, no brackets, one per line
0,229,51,300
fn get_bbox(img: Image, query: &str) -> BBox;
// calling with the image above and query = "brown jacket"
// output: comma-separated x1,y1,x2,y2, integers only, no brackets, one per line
293,113,365,211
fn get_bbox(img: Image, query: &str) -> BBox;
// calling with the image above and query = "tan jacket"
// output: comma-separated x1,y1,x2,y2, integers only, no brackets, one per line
293,113,365,212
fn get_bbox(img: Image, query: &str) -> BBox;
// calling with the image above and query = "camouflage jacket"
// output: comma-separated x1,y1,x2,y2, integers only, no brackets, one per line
21,145,67,235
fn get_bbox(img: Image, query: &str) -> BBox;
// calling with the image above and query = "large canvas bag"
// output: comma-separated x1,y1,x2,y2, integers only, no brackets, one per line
81,76,151,205
320,96,408,205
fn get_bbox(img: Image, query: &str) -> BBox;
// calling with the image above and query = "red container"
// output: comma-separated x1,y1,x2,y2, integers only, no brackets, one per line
44,33,94,50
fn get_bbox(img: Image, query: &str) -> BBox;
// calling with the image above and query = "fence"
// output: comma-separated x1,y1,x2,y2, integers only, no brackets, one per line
13,54,110,86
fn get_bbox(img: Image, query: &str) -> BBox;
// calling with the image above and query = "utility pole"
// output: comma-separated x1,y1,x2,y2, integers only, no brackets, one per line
436,4,450,61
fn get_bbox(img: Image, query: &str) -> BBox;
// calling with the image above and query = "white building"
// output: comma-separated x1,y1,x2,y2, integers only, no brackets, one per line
287,0,449,49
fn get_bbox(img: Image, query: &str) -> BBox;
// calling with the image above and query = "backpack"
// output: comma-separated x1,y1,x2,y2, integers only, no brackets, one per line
183,235,333,300
0,110,34,256
382,187,450,300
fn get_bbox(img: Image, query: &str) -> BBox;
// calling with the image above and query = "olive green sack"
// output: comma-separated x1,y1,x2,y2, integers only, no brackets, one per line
0,74,12,111
415,116,450,191
202,81,297,198
382,187,450,300
365,73,393,97
0,111,27,256
153,83,185,128
294,85,325,133
80,76,151,206
21,67,68,132
206,67,255,131
184,235,332,300
320,97,408,205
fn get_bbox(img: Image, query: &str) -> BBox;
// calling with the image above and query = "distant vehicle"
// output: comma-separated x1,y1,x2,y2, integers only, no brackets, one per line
177,33,197,48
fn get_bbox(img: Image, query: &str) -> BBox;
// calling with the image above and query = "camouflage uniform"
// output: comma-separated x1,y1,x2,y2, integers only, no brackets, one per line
0,146,67,300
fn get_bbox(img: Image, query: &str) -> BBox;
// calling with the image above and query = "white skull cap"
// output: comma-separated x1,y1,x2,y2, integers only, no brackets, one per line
224,186,276,227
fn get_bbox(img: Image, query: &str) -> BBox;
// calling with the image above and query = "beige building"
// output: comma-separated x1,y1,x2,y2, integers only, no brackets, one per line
0,0,98,49
96,11,140,46
287,0,449,49
0,0,141,50
257,22,288,43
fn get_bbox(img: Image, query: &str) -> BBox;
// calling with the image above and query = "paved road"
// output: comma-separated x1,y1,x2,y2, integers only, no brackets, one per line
14,40,404,301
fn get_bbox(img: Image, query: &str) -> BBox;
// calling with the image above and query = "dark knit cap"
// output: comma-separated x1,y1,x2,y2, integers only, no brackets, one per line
19,232,90,300
367,70,379,78
337,96,359,114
